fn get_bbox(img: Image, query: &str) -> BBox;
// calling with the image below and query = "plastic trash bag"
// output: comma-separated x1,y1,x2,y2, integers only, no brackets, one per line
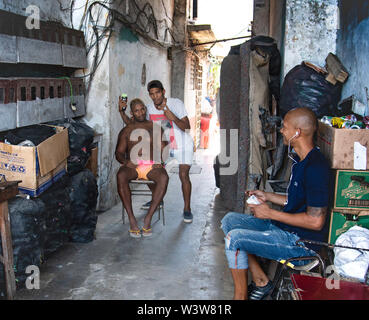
48,118,95,176
280,63,342,118
334,226,369,282
68,169,98,243
39,176,72,257
0,197,45,296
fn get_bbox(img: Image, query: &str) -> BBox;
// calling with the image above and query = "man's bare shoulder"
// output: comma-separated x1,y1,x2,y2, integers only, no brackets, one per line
118,125,131,138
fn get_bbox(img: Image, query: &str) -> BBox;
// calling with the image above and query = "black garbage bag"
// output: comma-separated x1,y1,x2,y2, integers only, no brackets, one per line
67,148,91,176
280,63,342,118
0,197,46,297
68,169,98,243
38,175,72,257
48,119,95,176
0,124,56,145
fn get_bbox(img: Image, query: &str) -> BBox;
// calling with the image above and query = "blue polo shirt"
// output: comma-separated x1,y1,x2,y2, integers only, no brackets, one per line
273,147,331,250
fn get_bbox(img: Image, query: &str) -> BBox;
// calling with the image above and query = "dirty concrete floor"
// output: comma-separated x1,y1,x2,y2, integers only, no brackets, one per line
15,148,234,300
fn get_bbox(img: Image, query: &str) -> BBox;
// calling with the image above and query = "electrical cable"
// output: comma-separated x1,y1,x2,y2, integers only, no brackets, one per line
58,76,75,106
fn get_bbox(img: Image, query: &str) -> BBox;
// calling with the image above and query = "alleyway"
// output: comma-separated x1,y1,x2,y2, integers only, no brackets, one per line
15,142,234,300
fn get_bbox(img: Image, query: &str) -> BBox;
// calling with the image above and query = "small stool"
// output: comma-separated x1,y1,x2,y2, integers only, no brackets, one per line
122,180,165,226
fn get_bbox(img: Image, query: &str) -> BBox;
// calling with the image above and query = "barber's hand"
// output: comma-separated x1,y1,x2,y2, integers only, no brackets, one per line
118,96,127,112
248,202,272,219
160,98,176,121
246,190,267,203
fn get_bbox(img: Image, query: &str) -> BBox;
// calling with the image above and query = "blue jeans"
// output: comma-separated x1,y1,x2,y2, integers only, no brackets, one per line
221,212,317,269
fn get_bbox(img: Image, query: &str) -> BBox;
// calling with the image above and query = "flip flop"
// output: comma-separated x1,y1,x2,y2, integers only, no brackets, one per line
142,227,153,237
129,229,141,238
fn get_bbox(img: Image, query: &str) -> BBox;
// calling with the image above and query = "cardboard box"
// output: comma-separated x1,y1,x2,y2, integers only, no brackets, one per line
0,125,70,196
334,170,369,210
328,210,369,244
317,122,369,169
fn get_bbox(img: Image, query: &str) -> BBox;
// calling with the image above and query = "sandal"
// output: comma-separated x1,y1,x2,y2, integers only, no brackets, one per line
129,229,141,238
142,227,153,237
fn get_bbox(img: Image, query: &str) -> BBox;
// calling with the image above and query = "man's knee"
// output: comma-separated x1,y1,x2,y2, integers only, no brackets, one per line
158,170,169,185
221,211,240,234
117,168,131,184
149,168,169,185
179,167,190,182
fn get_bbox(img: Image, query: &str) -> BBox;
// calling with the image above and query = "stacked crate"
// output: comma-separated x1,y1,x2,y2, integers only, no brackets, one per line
329,170,369,243
317,122,369,243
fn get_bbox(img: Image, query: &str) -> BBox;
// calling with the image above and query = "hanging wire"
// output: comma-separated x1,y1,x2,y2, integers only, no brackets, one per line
69,0,186,90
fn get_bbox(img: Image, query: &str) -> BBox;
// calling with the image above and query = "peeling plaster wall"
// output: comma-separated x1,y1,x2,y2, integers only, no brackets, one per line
104,33,172,209
72,0,174,211
283,0,339,78
337,0,369,113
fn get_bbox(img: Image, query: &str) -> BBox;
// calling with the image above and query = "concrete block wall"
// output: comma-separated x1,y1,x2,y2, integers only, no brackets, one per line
0,78,85,130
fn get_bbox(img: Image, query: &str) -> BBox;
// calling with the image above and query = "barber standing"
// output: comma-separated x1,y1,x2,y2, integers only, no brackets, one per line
119,80,194,223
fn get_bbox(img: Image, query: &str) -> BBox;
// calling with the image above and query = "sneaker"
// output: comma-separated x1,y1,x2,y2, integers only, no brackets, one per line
183,211,193,223
248,281,273,300
141,200,163,210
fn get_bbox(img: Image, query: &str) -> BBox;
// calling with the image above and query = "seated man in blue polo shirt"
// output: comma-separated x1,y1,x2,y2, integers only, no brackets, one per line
221,107,331,300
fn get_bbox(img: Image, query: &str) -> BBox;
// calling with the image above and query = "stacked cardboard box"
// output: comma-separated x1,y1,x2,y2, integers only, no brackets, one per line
317,122,369,243
0,125,70,197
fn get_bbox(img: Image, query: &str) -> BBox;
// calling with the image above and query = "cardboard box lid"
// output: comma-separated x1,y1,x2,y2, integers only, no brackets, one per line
37,126,70,176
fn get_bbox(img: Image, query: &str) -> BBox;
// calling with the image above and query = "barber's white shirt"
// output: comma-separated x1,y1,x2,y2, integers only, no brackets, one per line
146,98,193,150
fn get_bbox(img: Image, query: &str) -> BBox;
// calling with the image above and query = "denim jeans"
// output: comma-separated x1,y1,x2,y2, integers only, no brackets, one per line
221,212,317,269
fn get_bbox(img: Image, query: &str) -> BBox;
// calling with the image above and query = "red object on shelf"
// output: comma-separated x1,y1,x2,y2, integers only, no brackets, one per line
291,274,369,300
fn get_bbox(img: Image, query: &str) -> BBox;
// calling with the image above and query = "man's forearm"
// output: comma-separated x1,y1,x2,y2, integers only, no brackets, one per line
267,209,325,231
265,192,287,206
173,117,190,132
164,106,190,131
120,110,133,125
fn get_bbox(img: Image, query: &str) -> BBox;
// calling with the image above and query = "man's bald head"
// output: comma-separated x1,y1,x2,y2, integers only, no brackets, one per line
284,107,318,137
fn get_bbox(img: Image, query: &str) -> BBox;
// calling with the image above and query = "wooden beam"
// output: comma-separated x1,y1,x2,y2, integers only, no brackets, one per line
0,201,16,300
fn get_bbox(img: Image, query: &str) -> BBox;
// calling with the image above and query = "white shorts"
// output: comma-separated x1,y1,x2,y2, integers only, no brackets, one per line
166,144,194,166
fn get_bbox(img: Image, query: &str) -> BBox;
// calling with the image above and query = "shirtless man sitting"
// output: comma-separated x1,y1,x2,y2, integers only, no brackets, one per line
115,98,169,238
